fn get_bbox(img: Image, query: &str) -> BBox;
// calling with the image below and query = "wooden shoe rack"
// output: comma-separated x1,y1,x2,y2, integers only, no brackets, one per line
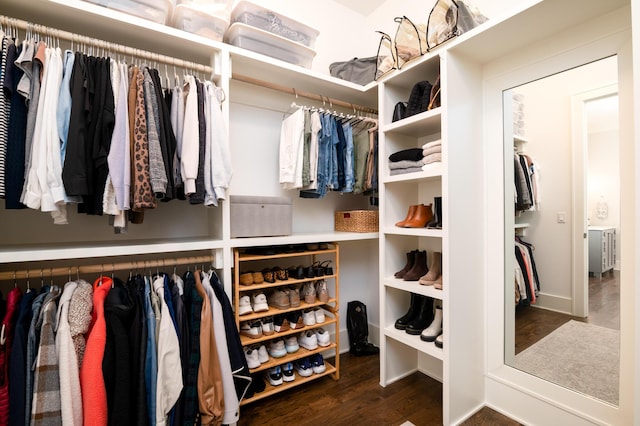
233,243,340,404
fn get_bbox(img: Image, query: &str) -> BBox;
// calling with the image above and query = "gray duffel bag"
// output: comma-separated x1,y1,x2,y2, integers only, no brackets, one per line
329,56,377,86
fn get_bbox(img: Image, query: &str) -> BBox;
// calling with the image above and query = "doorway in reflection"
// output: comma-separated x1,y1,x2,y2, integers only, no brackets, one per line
505,56,620,405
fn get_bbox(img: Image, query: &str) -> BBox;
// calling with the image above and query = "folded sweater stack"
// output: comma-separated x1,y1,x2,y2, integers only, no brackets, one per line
388,140,442,176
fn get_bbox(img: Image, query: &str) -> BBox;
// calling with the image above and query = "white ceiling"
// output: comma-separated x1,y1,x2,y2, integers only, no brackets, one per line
333,0,387,16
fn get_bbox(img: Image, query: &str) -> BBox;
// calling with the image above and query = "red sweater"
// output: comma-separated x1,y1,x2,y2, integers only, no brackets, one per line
80,276,112,426
0,287,23,424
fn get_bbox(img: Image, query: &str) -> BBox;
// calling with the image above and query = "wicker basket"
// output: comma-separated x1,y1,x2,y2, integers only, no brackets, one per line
334,210,379,232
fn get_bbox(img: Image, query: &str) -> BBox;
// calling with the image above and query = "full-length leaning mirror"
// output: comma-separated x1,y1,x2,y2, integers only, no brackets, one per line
503,56,620,405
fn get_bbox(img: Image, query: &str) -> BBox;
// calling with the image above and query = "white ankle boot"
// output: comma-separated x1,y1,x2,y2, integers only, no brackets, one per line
420,306,442,342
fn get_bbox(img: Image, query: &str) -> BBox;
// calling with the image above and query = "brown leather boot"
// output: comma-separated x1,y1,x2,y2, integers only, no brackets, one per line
395,205,418,227
403,204,433,228
403,250,428,281
394,250,417,278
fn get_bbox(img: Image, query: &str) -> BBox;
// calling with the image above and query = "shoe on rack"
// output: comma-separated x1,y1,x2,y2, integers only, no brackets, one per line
419,252,441,285
266,366,283,386
287,311,304,330
273,266,289,281
261,316,275,336
434,333,443,348
394,293,424,330
309,353,326,374
319,260,334,275
302,309,316,326
420,306,443,342
405,296,435,335
288,285,301,308
251,372,266,393
403,250,428,281
284,335,300,353
314,328,331,347
295,357,313,377
268,339,287,358
257,344,269,364
313,307,325,324
315,280,329,303
252,271,264,284
268,289,290,310
239,272,254,285
395,250,417,278
403,203,433,228
395,204,418,228
287,265,305,280
273,314,290,333
244,346,260,369
238,295,253,316
301,282,316,304
433,274,443,290
298,330,318,350
252,292,269,312
262,268,275,283
240,321,263,339
282,362,295,382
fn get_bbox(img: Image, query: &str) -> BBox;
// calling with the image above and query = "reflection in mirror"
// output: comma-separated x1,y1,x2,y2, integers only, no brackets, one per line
503,56,620,405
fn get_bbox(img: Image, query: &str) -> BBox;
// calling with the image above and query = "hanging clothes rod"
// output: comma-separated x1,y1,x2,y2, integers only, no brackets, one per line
0,14,213,75
232,73,378,115
0,254,215,281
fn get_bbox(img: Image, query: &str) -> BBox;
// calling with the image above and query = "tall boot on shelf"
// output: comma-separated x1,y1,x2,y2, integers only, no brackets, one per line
405,296,435,335
394,250,417,279
419,252,441,285
394,293,425,330
426,197,442,229
395,205,418,227
420,305,443,342
403,250,428,281
403,204,433,228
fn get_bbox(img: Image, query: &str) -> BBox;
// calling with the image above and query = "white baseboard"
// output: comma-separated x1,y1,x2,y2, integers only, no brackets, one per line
532,292,572,314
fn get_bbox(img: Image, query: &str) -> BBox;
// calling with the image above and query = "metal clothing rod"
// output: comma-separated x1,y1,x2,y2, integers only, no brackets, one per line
0,255,215,281
232,73,378,115
0,15,213,76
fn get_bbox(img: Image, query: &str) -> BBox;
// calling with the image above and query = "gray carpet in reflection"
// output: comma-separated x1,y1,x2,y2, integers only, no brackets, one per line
514,319,619,405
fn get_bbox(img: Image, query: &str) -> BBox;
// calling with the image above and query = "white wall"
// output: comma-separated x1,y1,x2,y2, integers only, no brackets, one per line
515,57,617,310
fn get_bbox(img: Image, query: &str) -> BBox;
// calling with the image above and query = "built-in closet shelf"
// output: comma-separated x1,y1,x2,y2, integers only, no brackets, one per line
376,52,441,87
230,232,378,248
514,135,529,144
383,327,443,361
382,108,442,137
0,239,222,264
241,362,337,406
2,0,222,65
384,279,444,301
247,343,337,374
383,227,443,238
514,223,530,230
384,166,443,184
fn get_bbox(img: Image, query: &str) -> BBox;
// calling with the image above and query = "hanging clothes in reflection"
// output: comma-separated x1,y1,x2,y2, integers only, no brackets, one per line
0,32,232,230
514,236,540,306
279,104,378,198
514,152,540,212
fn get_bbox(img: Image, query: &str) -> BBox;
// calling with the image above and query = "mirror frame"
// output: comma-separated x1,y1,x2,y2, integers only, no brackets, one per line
483,7,634,425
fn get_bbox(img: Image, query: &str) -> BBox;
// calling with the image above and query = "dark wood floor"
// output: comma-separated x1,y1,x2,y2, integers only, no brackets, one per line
239,352,520,426
515,270,620,354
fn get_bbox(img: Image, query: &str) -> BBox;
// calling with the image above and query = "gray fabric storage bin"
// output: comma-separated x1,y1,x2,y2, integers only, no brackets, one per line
230,195,292,237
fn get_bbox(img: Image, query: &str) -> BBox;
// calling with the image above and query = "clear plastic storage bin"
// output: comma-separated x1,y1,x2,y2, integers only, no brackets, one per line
85,0,174,25
225,23,316,68
230,1,319,48
171,4,230,41
175,0,232,18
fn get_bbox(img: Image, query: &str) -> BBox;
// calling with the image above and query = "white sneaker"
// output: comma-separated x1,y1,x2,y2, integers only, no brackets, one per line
282,362,295,382
268,339,287,358
302,309,316,326
244,346,260,369
238,295,253,316
314,328,331,347
252,292,269,312
257,344,269,363
310,353,326,374
298,330,318,350
313,308,325,323
266,366,283,386
240,321,263,339
295,357,313,377
284,335,299,353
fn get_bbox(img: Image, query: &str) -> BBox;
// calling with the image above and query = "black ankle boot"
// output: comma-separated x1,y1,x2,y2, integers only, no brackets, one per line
395,293,424,330
427,196,442,228
395,250,417,278
405,296,435,335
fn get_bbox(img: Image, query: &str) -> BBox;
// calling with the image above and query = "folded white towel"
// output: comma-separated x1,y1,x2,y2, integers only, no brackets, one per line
422,140,442,149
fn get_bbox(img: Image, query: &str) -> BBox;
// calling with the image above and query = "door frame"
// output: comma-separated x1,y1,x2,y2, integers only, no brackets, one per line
571,83,618,317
